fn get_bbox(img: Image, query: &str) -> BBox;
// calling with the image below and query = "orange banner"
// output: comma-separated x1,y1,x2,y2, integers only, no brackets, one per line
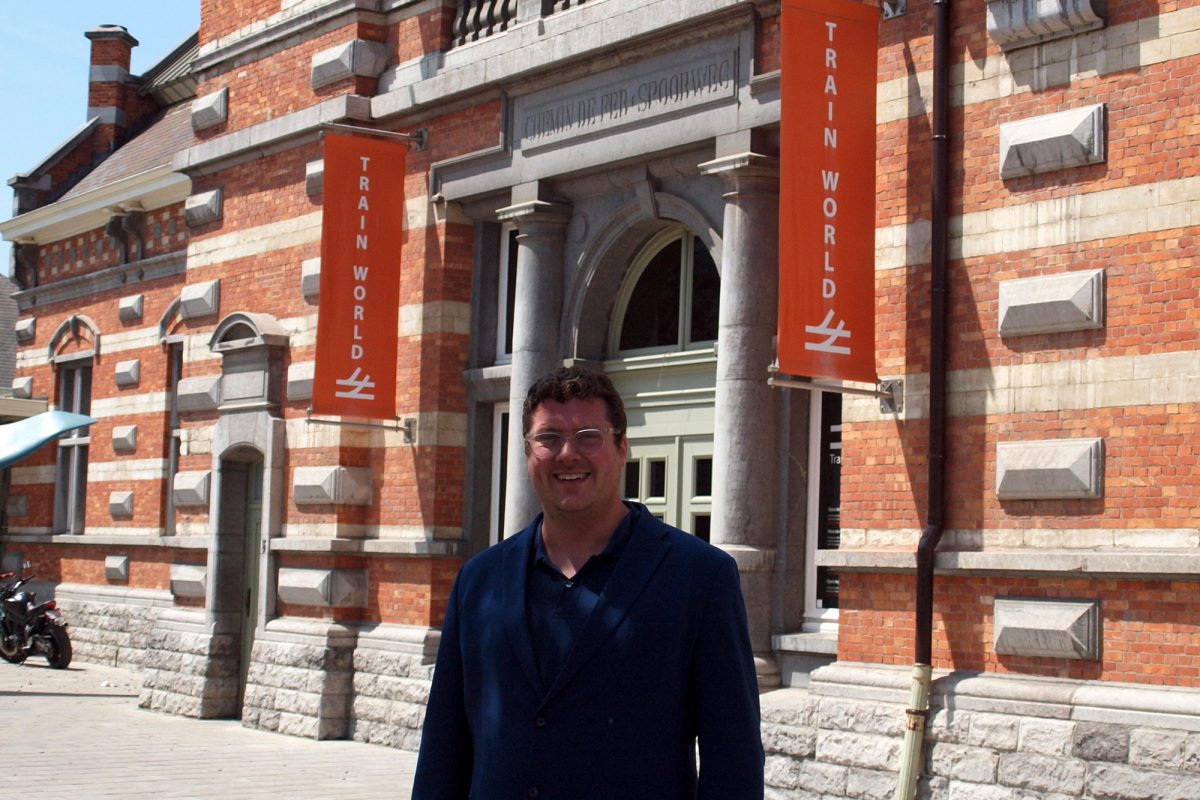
778,0,878,384
312,131,406,419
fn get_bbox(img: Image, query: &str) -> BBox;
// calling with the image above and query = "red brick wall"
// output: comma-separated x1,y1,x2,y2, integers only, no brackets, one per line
838,572,1200,687
839,0,1200,681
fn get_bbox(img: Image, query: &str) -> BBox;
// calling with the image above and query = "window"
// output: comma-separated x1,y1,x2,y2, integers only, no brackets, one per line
495,225,519,363
54,357,92,534
611,229,720,355
489,403,510,544
164,340,184,536
804,391,842,630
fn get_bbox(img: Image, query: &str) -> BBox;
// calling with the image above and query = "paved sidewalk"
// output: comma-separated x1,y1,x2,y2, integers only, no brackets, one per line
0,659,418,799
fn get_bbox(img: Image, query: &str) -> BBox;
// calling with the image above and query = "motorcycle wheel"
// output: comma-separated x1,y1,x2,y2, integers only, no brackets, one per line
0,628,25,664
0,647,25,665
45,626,72,670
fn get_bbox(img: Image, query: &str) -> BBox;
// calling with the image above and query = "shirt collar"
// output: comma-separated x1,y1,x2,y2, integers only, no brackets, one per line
534,502,636,568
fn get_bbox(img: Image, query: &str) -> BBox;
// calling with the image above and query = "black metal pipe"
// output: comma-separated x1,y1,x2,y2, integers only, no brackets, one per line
914,0,951,667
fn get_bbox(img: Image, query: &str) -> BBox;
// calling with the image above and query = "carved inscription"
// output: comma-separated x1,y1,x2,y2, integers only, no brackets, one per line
519,51,737,149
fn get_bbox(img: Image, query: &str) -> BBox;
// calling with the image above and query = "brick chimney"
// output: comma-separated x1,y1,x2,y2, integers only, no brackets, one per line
85,24,139,156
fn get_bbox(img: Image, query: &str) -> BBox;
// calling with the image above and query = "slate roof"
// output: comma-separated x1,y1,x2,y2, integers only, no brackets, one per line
60,100,195,200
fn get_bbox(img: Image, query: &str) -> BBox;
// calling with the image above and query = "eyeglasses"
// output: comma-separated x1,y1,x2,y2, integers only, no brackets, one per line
524,427,620,457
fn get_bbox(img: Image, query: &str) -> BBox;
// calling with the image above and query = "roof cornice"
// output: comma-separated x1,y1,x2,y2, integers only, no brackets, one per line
0,165,190,245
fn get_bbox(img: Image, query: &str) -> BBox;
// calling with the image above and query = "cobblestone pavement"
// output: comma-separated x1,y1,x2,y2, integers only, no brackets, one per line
0,659,417,799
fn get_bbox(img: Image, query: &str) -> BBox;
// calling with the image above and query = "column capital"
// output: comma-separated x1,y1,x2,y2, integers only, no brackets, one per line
698,151,779,182
495,199,572,228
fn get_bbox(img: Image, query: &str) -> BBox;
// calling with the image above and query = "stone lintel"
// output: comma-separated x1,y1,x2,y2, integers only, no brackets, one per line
1000,104,1106,179
173,471,211,507
996,437,1104,499
999,268,1104,336
118,293,144,322
993,597,1100,660
179,278,220,320
104,554,130,582
184,189,224,228
986,0,1105,51
169,563,207,598
191,88,229,132
292,466,374,506
176,374,222,412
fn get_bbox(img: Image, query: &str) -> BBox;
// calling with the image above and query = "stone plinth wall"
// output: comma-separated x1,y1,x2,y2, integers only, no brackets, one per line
348,624,439,751
47,584,171,670
761,663,1200,800
241,627,355,740
139,610,239,719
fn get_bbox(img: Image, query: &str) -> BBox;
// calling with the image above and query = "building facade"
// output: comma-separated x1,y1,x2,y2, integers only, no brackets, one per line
2,1,1199,797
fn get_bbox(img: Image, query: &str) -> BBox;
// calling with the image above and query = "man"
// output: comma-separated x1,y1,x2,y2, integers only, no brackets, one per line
412,366,764,799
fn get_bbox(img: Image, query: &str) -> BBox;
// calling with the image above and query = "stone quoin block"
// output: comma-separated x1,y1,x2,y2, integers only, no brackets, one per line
173,471,211,507
300,257,321,301
287,361,314,401
999,269,1104,336
111,424,137,452
169,564,207,598
292,466,373,506
108,490,134,518
996,438,1104,500
175,374,222,412
310,39,389,89
994,598,1100,660
114,358,141,388
178,279,220,320
105,555,130,582
305,159,324,196
190,87,228,131
986,0,1105,50
1000,104,1106,179
118,293,144,322
14,317,35,343
11,376,33,399
276,568,369,608
184,188,223,228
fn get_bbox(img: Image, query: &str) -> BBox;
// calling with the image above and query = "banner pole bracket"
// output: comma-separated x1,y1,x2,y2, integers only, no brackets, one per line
767,373,904,415
881,0,906,19
305,408,417,443
321,123,427,151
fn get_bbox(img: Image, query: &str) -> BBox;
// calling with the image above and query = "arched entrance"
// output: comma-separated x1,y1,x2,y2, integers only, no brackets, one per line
604,225,721,540
216,445,265,711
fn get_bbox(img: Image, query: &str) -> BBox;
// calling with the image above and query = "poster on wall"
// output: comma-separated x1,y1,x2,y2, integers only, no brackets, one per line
777,0,879,385
312,131,406,419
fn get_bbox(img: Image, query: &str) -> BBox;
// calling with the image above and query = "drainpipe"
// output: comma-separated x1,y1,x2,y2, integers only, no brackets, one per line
894,1,951,798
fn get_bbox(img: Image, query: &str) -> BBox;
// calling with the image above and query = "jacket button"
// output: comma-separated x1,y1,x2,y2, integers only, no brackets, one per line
535,716,547,728
527,787,540,798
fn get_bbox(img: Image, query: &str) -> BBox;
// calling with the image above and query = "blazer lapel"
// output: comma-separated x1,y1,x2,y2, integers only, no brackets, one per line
540,511,671,707
501,522,544,697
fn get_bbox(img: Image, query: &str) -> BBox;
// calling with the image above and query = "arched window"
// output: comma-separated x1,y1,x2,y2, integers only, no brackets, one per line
610,229,719,355
606,227,720,540
48,314,101,534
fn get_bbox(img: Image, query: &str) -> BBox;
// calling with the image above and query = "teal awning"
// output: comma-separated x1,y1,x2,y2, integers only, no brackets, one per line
0,411,96,469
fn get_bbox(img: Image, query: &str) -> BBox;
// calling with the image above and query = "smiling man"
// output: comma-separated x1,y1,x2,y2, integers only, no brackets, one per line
412,366,764,800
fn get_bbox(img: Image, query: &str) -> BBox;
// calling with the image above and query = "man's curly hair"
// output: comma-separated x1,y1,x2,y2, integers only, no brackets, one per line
522,366,627,441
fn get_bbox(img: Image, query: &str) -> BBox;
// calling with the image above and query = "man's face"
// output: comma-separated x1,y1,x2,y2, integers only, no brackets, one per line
526,397,628,519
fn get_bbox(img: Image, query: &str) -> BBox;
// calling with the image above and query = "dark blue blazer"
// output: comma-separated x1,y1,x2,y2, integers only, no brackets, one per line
412,504,764,800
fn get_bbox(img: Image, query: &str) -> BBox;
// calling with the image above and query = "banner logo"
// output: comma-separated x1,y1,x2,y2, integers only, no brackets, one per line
312,132,406,419
778,0,878,384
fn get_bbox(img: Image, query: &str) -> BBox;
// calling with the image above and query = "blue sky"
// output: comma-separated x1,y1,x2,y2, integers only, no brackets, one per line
0,3,200,275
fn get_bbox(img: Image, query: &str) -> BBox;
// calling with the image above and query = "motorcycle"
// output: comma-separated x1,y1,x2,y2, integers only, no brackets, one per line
0,566,72,669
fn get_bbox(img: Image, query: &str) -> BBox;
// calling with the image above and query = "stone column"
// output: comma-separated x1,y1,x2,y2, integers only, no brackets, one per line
496,193,572,535
699,148,781,689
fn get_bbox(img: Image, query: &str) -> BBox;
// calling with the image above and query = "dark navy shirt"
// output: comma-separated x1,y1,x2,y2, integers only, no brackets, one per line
527,507,635,691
